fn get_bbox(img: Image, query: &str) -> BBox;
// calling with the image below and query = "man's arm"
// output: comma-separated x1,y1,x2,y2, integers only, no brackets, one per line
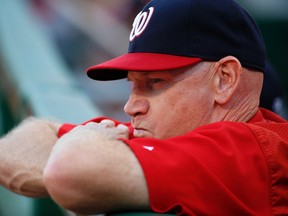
0,117,61,197
44,120,150,214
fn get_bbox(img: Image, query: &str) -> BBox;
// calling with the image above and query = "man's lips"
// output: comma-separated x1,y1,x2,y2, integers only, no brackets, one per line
132,119,152,137
133,128,149,137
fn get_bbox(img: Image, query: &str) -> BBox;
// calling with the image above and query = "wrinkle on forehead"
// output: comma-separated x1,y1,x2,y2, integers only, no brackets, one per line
127,62,210,82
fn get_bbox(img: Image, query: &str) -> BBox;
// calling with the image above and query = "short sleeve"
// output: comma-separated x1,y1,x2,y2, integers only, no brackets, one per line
123,122,270,215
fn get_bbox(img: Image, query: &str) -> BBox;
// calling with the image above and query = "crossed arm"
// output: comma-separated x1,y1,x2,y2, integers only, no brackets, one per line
0,118,149,214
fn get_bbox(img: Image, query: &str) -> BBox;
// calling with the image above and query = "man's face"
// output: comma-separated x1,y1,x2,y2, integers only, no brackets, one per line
124,62,215,139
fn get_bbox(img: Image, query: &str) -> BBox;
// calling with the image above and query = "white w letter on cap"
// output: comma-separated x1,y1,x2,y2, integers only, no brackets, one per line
129,7,154,41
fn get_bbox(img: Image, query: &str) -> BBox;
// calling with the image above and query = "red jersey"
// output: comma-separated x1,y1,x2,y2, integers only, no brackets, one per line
58,108,288,215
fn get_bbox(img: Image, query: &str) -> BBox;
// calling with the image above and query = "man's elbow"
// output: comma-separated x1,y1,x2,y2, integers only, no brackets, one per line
43,151,83,212
43,149,112,214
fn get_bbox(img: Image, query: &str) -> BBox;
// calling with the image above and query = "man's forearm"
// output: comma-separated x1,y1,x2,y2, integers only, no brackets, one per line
44,121,150,214
0,117,61,197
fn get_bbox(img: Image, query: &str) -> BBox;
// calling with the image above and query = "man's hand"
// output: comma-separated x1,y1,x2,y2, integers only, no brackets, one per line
74,119,130,139
0,117,61,197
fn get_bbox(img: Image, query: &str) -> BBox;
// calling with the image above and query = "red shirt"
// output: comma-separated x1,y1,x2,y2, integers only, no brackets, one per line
58,108,288,215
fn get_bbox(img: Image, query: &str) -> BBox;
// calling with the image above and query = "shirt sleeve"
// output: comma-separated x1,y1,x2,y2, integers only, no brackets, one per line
123,122,270,215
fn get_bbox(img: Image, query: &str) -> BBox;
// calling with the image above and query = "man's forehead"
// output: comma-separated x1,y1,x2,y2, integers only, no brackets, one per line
127,69,184,80
128,70,169,76
127,63,204,81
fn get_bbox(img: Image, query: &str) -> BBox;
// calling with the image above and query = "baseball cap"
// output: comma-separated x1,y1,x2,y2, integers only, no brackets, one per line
87,0,266,81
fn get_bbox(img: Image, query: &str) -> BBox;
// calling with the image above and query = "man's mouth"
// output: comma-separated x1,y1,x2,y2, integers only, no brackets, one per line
133,128,148,138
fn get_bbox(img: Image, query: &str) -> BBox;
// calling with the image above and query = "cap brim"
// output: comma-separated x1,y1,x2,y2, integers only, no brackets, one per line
86,53,202,80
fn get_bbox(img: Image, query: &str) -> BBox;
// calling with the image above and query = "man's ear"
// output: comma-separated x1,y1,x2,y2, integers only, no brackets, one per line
213,56,242,104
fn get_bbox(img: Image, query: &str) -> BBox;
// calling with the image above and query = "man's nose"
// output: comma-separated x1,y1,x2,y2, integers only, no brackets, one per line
124,94,149,117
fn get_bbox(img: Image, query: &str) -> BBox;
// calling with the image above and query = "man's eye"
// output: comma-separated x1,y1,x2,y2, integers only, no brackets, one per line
147,78,167,90
149,78,163,85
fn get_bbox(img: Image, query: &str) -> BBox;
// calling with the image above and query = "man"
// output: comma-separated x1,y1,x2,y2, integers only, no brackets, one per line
0,0,287,215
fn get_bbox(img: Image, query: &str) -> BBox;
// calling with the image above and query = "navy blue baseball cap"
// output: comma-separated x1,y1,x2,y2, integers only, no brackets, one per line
87,0,266,81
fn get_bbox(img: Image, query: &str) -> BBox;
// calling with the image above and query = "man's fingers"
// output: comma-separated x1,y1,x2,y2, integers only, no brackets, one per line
84,122,99,129
117,124,129,132
100,119,115,128
84,120,115,129
116,124,129,139
81,121,129,139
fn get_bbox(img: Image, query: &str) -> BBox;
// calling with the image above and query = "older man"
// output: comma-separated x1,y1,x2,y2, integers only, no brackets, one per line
1,0,287,215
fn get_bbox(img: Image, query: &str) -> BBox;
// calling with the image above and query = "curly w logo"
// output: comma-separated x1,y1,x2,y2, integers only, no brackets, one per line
129,7,154,41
